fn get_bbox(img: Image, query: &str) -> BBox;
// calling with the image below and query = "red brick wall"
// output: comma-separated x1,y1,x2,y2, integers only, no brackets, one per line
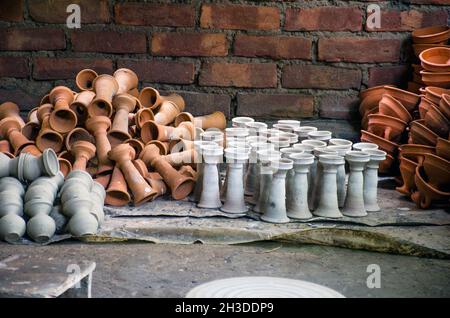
0,0,448,140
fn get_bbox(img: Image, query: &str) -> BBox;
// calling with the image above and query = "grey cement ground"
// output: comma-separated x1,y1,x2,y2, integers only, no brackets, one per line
1,241,449,298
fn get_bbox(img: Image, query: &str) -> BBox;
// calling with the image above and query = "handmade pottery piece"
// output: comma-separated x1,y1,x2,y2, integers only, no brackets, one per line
198,145,223,208
175,111,227,130
326,145,351,208
278,120,301,129
259,128,282,140
436,138,450,161
396,154,419,196
273,123,295,133
65,127,94,152
310,147,338,211
419,47,450,73
221,148,249,214
418,97,437,119
139,87,185,110
76,69,98,91
140,120,175,143
245,122,268,137
114,68,138,94
312,155,344,218
162,149,197,168
22,121,40,141
423,153,450,189
412,166,450,209
70,90,95,124
307,130,332,143
14,149,59,182
278,132,298,145
360,130,398,156
439,94,450,120
253,149,281,213
154,101,182,126
225,127,249,145
413,44,450,57
363,149,387,212
232,117,254,128
85,116,114,175
134,108,155,129
245,142,274,198
24,197,54,218
268,136,290,150
49,205,68,234
286,153,314,220
170,121,195,141
71,140,96,171
378,94,412,123
408,120,439,146
412,25,450,44
0,117,35,155
294,126,318,142
107,93,136,146
359,85,391,116
353,142,379,152
48,86,77,133
261,158,293,224
424,103,449,137
191,141,215,202
342,151,370,217
383,86,420,112
0,102,25,127
67,211,99,237
27,213,56,243
105,166,131,206
367,114,407,143
35,103,64,153
0,214,26,242
201,130,224,147
425,86,450,105
89,75,119,118
420,71,450,88
0,190,23,217
302,139,327,149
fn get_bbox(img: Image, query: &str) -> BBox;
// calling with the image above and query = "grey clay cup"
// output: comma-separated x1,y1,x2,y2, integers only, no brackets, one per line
26,213,56,243
0,213,26,242
68,211,98,237
24,198,53,217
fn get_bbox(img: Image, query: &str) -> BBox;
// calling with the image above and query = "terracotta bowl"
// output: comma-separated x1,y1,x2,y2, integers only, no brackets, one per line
439,94,450,120
420,71,450,88
361,106,378,130
419,47,450,73
396,154,418,196
436,138,450,161
412,25,450,44
412,165,450,209
383,86,420,112
399,144,435,157
423,153,450,190
408,120,439,146
360,130,399,156
418,96,437,119
378,94,412,123
359,85,395,116
425,86,450,105
413,44,450,57
367,114,407,143
424,103,449,137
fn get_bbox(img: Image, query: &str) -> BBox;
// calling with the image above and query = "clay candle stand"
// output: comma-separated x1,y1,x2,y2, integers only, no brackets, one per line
114,68,139,94
367,114,407,143
0,178,25,242
36,103,64,153
109,144,156,205
65,127,94,152
439,94,450,119
70,90,95,125
89,75,119,118
154,101,182,126
253,149,281,213
175,111,227,130
232,117,254,128
309,147,338,211
105,166,131,206
412,166,450,209
0,117,36,155
133,159,168,199
138,87,185,110
141,121,175,143
76,69,98,91
363,149,387,212
342,151,370,217
245,142,274,198
307,130,332,143
48,86,77,134
191,141,216,202
197,144,223,209
134,108,155,129
108,93,136,146
0,102,25,127
85,116,114,175
71,140,96,171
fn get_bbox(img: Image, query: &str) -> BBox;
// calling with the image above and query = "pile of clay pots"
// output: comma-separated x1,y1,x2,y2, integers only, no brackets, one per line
0,68,227,207
191,118,387,223
0,148,106,243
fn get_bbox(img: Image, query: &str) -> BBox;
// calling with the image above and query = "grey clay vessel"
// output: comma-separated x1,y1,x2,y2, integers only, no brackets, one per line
0,213,26,242
68,211,98,237
26,213,56,243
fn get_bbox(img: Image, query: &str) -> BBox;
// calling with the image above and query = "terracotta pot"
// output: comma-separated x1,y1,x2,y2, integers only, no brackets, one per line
396,154,418,196
360,130,398,156
409,120,439,146
412,25,450,44
383,86,420,112
139,87,185,110
105,166,131,206
35,104,64,153
71,140,96,171
412,166,450,209
0,102,25,127
108,144,156,205
419,47,450,73
0,140,14,158
359,85,395,116
413,44,450,57
70,90,95,124
20,144,42,156
113,68,138,94
420,71,450,88
75,69,98,91
134,108,155,129
399,144,435,164
140,120,175,143
21,122,40,141
48,86,77,133
65,127,93,152
436,138,450,161
367,114,407,142
89,75,119,118
378,94,412,123
58,157,72,177
175,111,227,131
162,149,197,168
133,160,168,199
418,97,437,119
439,94,450,120
424,103,449,137
179,165,197,179
108,93,136,146
0,117,36,155
0,213,26,242
423,153,450,189
425,86,450,105
128,87,139,98
94,172,111,189
85,116,114,175
154,101,181,126
124,138,145,158
27,213,56,243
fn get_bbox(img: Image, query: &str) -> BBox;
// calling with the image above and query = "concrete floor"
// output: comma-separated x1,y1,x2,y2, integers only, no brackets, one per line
0,241,449,298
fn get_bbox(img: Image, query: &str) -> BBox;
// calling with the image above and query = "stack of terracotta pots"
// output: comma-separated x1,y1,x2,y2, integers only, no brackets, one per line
0,68,227,207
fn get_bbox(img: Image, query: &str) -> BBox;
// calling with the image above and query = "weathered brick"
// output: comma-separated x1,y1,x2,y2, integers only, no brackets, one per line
407,0,449,4
200,4,280,30
366,9,448,31
318,95,360,120
0,81,52,111
33,57,113,80
0,28,65,51
237,94,314,118
199,63,277,88
115,3,195,27
282,65,361,90
368,65,410,88
0,0,23,22
285,7,362,31
162,92,231,118
71,30,147,53
0,57,29,78
29,0,109,23
152,33,228,57
234,35,311,60
118,60,195,85
318,37,401,63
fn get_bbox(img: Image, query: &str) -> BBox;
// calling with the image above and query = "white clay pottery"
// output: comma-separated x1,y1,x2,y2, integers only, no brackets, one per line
0,213,26,242
68,211,98,237
245,122,268,136
21,149,60,182
294,126,318,142
353,142,379,152
65,169,94,189
301,139,327,149
363,149,387,212
24,198,53,217
62,196,92,218
0,152,11,177
221,148,249,214
201,130,224,147
191,141,216,203
0,177,25,197
307,130,332,143
310,147,338,211
27,213,56,243
278,120,301,128
197,145,223,209
273,123,295,133
268,136,290,150
287,153,315,219
245,142,274,198
253,149,281,213
278,132,299,145
232,117,254,128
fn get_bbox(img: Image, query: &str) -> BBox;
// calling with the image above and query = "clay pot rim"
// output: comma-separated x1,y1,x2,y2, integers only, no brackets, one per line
280,147,304,155
75,69,98,91
410,119,439,139
288,152,315,162
135,108,155,129
314,147,337,156
145,140,168,156
270,158,293,170
367,113,408,126
224,147,249,160
49,108,78,133
364,149,387,161
415,165,450,196
412,25,450,43
328,138,353,146
359,85,395,100
301,139,327,147
277,119,301,127
379,94,413,122
318,154,345,165
176,121,196,140
200,130,224,141
65,127,94,151
85,115,112,132
345,150,370,162
112,93,138,112
89,98,114,118
292,143,315,152
360,130,399,153
419,47,450,68
294,126,318,133
383,87,420,111
231,117,255,125
249,141,274,151
41,148,60,176
138,87,160,109
307,130,332,138
174,112,194,127
399,144,435,154
257,149,281,161
225,127,249,138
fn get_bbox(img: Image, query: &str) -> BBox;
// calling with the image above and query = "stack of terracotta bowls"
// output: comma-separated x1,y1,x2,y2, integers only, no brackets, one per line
0,68,227,207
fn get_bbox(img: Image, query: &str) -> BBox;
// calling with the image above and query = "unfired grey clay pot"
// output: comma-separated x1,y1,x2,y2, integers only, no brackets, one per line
221,148,249,214
0,190,23,217
0,177,25,197
342,151,370,217
198,145,223,209
363,149,387,212
27,213,56,243
68,211,98,237
49,205,68,234
24,199,53,217
253,149,281,213
0,213,26,242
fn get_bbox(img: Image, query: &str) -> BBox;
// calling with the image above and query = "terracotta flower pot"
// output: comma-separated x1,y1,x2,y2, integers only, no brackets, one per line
436,138,450,161
134,108,155,129
396,154,419,196
378,94,412,123
425,86,450,105
48,86,77,134
113,68,138,94
418,97,437,119
76,69,98,91
360,130,399,156
70,90,95,124
105,166,131,206
383,86,421,112
367,114,407,142
423,153,450,189
424,103,449,137
140,120,175,143
419,47,450,73
412,166,450,209
146,140,169,155
85,116,114,175
139,87,185,110
108,144,156,205
439,94,450,120
412,25,450,44
89,75,119,118
420,71,450,88
409,120,439,146
359,85,395,116
108,93,136,146
399,144,435,164
124,138,145,158
0,102,25,127
71,140,96,171
0,117,35,155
